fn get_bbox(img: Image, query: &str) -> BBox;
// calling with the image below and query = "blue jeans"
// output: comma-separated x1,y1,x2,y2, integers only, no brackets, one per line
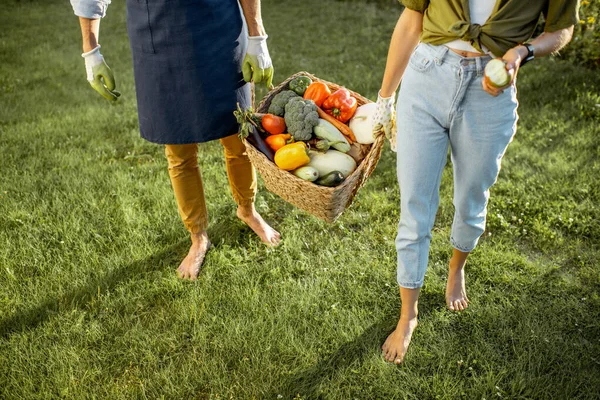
395,43,518,289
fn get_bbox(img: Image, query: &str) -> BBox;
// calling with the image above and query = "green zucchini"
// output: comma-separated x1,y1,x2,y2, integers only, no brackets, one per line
316,171,345,187
313,119,351,153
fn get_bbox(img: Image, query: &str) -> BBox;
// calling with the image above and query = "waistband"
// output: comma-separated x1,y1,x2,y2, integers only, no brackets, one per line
420,43,493,73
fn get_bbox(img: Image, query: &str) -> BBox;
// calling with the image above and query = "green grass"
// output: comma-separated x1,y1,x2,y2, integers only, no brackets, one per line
1,0,599,399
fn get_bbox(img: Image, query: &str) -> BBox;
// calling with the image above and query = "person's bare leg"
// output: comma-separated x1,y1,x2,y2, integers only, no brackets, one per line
382,287,420,364
237,204,281,246
446,248,470,311
177,230,211,280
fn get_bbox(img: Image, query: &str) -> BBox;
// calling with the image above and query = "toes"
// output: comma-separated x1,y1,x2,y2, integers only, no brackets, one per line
394,357,403,365
456,301,464,311
461,299,469,309
386,349,396,363
447,301,455,311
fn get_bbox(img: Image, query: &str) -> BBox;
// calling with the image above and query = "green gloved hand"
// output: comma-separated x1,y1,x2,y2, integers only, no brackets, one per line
82,45,121,101
242,35,274,89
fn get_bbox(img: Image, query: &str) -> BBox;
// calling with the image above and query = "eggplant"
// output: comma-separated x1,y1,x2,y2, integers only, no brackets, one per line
247,125,275,162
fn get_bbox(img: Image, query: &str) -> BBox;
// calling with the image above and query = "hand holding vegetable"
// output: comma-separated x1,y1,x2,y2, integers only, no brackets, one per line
322,88,358,123
372,91,397,152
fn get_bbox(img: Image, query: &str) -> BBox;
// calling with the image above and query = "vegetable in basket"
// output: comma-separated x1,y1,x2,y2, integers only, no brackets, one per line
262,114,287,135
284,97,319,141
234,103,275,161
274,141,310,171
303,82,331,107
307,149,356,178
289,76,313,96
349,103,377,144
267,90,300,117
316,171,345,187
322,88,358,123
315,139,340,152
313,118,350,153
316,107,357,143
265,133,292,151
294,166,319,182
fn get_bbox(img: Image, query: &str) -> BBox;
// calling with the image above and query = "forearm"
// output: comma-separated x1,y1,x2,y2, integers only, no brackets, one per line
529,26,574,58
79,17,101,53
380,9,423,98
239,0,266,37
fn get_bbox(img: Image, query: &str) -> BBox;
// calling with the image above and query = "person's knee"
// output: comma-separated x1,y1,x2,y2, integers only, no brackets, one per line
220,134,247,159
165,144,198,170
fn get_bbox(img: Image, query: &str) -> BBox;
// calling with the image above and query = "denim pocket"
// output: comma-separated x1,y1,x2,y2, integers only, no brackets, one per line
126,0,155,54
408,44,434,73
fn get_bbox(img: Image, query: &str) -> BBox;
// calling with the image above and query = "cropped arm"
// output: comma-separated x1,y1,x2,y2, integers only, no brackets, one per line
239,0,266,37
380,8,424,97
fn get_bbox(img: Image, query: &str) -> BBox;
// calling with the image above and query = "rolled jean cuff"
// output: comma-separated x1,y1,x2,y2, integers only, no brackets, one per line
450,237,478,253
397,280,424,289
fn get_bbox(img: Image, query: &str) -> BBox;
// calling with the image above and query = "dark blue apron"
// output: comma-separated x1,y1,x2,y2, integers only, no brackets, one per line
126,0,251,144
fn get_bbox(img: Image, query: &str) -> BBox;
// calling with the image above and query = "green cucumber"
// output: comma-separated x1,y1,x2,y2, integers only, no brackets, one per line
316,171,345,187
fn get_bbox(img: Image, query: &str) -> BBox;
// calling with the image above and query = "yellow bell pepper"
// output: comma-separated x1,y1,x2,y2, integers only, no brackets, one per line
274,141,310,171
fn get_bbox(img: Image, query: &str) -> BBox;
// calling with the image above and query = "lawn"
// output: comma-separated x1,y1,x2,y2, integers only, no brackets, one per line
1,0,599,399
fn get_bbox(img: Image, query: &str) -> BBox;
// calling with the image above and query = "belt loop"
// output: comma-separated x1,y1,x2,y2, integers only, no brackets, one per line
475,57,483,76
435,45,449,65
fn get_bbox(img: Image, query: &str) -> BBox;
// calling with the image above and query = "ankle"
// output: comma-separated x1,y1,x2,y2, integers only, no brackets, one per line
400,310,418,322
449,258,466,271
190,230,209,246
237,204,255,216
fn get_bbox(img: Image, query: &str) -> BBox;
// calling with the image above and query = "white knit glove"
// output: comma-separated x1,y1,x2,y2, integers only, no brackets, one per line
372,91,397,152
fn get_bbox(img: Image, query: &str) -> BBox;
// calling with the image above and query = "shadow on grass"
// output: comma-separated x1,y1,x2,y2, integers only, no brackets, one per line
0,238,185,339
266,290,443,398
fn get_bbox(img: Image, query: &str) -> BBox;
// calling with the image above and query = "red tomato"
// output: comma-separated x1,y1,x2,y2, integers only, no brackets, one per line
261,114,287,135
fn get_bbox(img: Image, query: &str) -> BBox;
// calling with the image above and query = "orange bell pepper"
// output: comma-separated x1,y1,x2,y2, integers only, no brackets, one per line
303,82,332,108
322,88,358,123
265,133,292,151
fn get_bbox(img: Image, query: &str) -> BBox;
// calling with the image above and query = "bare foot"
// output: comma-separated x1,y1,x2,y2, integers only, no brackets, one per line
177,231,211,280
236,205,281,246
446,261,469,311
382,316,418,364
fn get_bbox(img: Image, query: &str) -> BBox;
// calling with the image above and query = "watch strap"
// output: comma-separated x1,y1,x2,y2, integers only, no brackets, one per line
520,43,535,67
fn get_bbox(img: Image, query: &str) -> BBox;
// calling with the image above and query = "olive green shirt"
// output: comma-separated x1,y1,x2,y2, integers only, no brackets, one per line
400,0,580,57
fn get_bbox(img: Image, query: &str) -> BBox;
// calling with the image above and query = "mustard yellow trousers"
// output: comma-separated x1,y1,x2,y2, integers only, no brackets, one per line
164,134,257,234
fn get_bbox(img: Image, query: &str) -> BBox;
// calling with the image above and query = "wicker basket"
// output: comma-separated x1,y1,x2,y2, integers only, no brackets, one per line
244,71,384,223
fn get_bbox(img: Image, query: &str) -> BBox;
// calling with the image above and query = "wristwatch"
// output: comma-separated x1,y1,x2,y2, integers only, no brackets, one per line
520,43,535,67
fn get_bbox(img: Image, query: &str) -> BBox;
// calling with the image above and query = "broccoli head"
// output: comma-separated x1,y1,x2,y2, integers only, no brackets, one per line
284,97,319,141
267,90,299,117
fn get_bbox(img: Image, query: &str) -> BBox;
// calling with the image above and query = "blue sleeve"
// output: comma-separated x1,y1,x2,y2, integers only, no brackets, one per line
70,0,111,19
